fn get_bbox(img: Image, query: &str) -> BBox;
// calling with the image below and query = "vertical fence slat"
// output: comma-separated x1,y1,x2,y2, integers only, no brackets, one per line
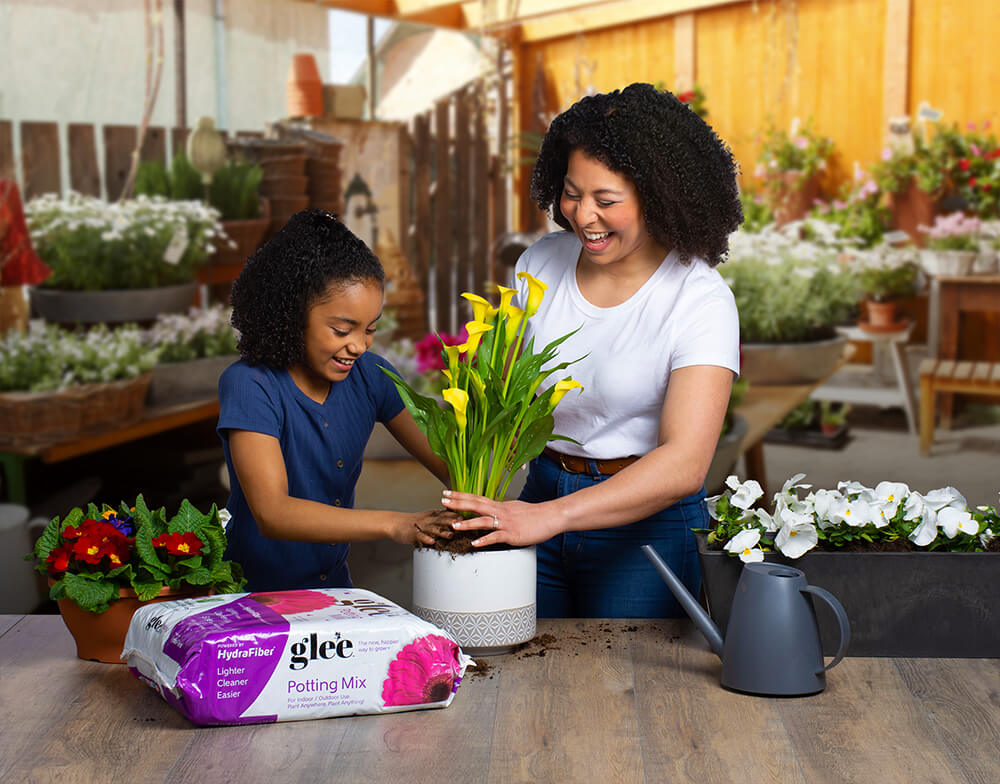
411,112,432,323
171,126,190,161
0,122,13,180
454,88,472,319
68,124,101,197
20,122,61,199
397,123,413,278
472,88,490,293
434,97,453,334
103,125,137,201
141,126,167,167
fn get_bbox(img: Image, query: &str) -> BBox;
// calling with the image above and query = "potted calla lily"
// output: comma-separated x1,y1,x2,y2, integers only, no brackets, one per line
695,473,999,657
381,273,583,655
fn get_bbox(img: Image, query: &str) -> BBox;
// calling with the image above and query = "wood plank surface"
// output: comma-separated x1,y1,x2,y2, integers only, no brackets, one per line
410,112,432,287
0,121,14,179
1,615,997,784
68,123,102,197
20,121,61,198
433,98,453,334
489,619,644,784
103,124,138,201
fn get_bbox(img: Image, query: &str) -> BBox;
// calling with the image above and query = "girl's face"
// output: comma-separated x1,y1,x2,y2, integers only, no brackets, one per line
559,148,666,269
296,279,383,393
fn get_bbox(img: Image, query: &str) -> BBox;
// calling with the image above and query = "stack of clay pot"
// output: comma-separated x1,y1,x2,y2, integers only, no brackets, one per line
287,54,324,119
299,130,344,217
236,139,309,236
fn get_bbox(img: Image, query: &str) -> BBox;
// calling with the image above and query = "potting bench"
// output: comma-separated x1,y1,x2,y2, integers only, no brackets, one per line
1,614,996,783
0,397,220,504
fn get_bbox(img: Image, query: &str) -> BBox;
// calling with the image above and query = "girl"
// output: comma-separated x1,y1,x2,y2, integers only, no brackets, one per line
441,83,743,618
219,209,454,592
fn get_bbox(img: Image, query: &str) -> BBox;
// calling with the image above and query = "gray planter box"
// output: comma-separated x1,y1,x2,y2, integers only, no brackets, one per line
148,354,237,406
696,534,999,658
30,282,198,324
740,335,849,385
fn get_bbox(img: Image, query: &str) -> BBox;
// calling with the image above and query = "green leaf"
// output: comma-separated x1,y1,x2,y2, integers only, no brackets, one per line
132,579,165,602
169,498,208,534
182,565,213,585
62,572,119,614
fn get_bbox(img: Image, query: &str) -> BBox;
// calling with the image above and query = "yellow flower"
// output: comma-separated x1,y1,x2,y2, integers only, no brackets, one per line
461,292,492,323
517,272,548,317
548,379,583,410
441,369,453,385
496,284,517,315
443,345,461,376
460,321,493,357
442,387,469,431
504,306,525,344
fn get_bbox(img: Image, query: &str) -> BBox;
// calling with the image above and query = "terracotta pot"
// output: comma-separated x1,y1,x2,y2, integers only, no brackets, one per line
287,54,323,118
769,171,821,227
819,421,841,436
890,179,936,247
865,300,897,327
53,581,211,664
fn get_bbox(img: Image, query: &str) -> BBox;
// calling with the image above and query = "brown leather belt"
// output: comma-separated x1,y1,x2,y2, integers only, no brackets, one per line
542,447,640,476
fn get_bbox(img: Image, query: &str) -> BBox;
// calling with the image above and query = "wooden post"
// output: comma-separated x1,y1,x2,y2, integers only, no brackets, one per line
454,88,471,315
411,111,432,297
433,98,453,333
68,124,102,197
883,0,911,144
0,121,14,180
674,12,696,93
174,0,187,130
472,87,490,294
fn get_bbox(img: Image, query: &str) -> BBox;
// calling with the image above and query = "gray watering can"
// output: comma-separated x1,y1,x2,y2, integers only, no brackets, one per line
641,544,851,697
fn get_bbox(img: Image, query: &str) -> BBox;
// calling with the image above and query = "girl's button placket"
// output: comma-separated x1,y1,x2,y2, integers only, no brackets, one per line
333,498,342,506
336,459,344,469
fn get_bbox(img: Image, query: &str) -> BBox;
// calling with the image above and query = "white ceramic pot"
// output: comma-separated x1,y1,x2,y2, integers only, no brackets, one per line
972,249,999,275
919,249,976,277
412,545,536,656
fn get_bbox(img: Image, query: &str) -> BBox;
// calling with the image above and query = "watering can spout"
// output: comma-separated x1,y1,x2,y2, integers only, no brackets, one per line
641,544,725,658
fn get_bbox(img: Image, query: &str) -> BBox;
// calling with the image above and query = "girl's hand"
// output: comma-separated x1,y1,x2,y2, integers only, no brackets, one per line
441,491,558,547
389,509,459,547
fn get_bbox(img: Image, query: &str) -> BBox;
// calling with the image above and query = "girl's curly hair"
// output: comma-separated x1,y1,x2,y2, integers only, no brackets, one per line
230,209,384,367
529,82,743,266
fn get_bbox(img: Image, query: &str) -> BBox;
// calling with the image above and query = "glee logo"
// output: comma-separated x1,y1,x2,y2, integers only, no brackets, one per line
289,632,354,670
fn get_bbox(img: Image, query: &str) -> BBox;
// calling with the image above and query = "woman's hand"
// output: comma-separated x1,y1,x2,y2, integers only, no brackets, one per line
387,509,460,547
441,491,558,547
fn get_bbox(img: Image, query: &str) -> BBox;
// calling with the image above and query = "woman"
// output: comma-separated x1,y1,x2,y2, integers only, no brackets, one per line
219,209,454,592
442,83,743,618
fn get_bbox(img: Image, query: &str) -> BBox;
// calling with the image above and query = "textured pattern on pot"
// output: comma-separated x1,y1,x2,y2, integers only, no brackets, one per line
412,546,536,654
122,588,472,726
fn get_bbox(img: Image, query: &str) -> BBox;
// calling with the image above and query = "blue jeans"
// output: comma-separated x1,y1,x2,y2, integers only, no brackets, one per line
519,452,705,618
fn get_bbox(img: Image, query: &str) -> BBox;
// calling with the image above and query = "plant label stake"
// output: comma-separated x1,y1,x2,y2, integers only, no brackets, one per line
642,545,850,696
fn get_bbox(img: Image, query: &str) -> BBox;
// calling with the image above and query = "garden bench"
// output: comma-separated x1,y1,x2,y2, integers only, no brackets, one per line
918,358,1000,454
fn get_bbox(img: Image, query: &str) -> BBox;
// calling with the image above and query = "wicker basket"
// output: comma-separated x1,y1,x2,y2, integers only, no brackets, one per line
0,372,152,446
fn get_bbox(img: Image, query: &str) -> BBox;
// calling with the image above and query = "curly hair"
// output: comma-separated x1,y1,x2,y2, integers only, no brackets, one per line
230,209,384,367
529,82,743,266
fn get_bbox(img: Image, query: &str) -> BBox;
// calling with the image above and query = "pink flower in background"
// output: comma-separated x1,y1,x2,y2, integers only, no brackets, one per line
881,147,893,161
381,634,462,706
414,329,469,374
248,590,339,615
793,136,809,149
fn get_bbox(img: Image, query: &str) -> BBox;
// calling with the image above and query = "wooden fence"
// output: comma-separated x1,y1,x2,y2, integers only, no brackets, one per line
0,83,509,336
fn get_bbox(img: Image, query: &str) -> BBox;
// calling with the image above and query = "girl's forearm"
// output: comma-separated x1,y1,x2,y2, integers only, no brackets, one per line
251,495,407,543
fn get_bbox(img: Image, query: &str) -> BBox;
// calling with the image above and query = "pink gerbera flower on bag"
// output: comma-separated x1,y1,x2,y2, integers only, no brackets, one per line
247,590,339,615
381,634,462,706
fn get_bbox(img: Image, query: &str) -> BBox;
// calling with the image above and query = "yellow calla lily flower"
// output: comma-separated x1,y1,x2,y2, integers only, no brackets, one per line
504,305,525,344
443,345,461,375
441,369,453,385
460,320,493,357
496,284,517,316
548,379,584,411
442,387,469,431
461,292,492,323
517,272,548,317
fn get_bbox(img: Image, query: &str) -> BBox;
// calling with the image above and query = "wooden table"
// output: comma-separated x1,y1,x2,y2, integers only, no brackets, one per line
3,614,995,784
0,398,220,504
928,273,1000,426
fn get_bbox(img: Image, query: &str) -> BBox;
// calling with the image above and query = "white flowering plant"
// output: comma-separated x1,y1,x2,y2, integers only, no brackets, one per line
0,322,157,392
723,228,858,343
702,473,998,562
842,243,921,302
145,304,238,363
25,192,228,290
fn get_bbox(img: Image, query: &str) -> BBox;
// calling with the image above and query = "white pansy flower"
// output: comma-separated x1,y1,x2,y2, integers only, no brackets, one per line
775,508,819,558
829,496,872,527
873,481,909,520
837,480,873,500
704,493,724,521
909,513,939,546
808,488,844,528
980,528,995,548
724,528,764,563
751,507,779,533
937,507,978,538
726,476,764,510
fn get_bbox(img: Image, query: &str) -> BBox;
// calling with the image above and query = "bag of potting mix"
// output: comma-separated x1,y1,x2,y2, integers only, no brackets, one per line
122,588,472,726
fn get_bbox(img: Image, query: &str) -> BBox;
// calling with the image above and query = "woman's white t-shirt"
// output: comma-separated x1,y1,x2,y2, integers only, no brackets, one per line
513,231,740,460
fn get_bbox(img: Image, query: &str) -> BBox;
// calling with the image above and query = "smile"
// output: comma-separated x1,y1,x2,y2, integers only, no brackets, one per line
581,230,613,251
332,357,356,369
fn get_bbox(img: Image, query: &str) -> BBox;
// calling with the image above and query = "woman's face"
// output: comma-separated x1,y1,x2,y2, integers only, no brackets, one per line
297,279,383,391
559,148,664,268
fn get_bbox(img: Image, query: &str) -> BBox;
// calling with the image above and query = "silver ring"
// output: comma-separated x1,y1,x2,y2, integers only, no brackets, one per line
492,514,499,530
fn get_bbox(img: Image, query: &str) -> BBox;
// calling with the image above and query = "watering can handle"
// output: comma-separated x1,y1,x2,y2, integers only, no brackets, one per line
801,584,851,672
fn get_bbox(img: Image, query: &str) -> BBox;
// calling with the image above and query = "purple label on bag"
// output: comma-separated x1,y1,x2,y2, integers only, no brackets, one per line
164,597,289,724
